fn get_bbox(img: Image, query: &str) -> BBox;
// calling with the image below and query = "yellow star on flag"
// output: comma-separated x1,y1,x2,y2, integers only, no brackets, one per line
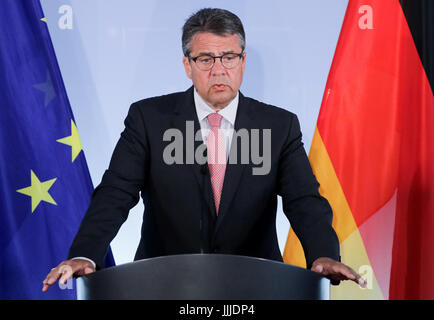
57,119,83,162
16,170,57,213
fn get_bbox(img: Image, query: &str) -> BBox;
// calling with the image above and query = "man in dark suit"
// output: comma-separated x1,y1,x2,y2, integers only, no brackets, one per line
43,8,365,292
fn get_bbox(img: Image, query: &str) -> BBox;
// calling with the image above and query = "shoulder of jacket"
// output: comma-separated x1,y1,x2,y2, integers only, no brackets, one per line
129,91,185,115
243,95,297,120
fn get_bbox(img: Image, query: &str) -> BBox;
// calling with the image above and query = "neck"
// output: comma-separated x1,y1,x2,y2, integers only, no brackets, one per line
208,103,226,112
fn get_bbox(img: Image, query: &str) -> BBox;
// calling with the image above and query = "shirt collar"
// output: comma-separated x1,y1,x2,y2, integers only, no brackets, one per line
193,88,238,126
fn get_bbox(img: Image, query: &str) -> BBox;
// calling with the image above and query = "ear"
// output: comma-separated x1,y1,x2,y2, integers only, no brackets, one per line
241,51,246,75
183,56,192,79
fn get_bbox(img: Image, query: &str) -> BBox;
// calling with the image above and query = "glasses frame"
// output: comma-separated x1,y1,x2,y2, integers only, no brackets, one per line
188,52,244,70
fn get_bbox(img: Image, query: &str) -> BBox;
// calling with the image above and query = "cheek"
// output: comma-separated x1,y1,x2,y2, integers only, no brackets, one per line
193,72,210,87
231,71,244,87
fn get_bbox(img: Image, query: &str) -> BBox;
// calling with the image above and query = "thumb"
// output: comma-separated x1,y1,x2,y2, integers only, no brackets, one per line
83,267,95,275
312,264,324,273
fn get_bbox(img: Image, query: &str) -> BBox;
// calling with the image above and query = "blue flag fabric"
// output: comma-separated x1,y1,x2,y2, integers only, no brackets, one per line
0,0,115,299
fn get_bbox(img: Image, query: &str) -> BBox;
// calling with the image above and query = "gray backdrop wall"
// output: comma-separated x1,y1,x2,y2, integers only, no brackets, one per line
40,0,348,265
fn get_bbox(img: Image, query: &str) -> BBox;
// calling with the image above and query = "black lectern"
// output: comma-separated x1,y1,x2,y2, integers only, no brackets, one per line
76,254,330,300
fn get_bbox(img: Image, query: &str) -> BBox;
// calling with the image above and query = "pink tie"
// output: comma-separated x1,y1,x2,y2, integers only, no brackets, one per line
206,113,226,215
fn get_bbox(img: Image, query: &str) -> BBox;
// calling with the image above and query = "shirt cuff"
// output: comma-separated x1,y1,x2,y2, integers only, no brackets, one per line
71,256,96,269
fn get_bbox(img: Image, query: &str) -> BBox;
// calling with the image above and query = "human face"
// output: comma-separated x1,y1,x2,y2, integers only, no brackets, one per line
183,32,246,111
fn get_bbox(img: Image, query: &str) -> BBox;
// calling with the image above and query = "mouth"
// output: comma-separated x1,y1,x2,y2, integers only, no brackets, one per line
211,84,227,91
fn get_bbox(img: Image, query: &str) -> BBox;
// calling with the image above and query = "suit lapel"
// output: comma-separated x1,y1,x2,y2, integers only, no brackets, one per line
170,86,217,218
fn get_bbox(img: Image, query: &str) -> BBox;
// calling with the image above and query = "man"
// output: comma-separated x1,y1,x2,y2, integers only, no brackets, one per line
43,8,365,292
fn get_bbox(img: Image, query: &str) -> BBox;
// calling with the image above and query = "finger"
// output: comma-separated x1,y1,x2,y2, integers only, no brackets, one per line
45,268,62,285
42,276,58,292
345,269,361,284
357,276,367,288
332,264,358,281
335,273,350,281
59,266,73,285
42,268,61,292
342,272,365,287
42,281,50,292
333,265,365,287
316,261,354,281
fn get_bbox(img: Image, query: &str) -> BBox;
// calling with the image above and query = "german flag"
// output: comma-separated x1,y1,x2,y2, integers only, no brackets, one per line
283,0,433,299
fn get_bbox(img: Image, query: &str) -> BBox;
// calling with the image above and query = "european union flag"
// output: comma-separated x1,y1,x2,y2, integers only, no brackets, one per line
0,0,115,299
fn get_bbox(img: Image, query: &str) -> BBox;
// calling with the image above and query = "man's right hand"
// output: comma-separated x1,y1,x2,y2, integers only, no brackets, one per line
42,259,95,293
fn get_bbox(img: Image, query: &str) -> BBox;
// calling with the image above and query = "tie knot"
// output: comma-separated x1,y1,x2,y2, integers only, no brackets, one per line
207,113,223,128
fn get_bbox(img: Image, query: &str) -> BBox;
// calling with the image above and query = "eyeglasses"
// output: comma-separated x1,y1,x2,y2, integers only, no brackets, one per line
188,52,244,71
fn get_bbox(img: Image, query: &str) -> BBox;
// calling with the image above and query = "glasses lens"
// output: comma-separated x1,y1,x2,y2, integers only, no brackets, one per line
222,53,241,69
196,55,214,70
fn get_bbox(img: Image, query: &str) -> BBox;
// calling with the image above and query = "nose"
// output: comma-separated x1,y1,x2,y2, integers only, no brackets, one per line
211,57,226,74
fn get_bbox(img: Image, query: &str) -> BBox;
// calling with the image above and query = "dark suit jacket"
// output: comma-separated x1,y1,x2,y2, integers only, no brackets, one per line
68,86,340,270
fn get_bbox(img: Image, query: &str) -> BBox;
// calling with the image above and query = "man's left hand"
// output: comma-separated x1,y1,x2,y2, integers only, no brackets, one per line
311,257,367,287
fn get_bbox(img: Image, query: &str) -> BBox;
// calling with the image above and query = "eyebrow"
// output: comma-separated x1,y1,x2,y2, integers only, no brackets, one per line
195,50,238,56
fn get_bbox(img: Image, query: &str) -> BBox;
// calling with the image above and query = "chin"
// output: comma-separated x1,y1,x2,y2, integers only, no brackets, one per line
210,98,231,108
209,91,234,106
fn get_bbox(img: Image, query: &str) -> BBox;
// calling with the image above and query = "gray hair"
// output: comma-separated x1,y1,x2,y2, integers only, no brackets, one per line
182,8,246,57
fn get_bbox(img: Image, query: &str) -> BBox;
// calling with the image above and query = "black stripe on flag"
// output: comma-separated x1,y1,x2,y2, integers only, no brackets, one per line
399,0,434,91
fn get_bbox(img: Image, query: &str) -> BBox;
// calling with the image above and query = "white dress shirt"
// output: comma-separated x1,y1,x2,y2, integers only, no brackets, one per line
194,88,238,160
72,89,239,268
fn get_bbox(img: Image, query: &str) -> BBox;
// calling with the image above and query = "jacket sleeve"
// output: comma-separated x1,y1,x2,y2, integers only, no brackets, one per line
68,102,149,269
277,113,340,269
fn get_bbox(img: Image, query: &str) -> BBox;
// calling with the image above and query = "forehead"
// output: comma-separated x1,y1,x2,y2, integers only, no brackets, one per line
190,32,242,55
